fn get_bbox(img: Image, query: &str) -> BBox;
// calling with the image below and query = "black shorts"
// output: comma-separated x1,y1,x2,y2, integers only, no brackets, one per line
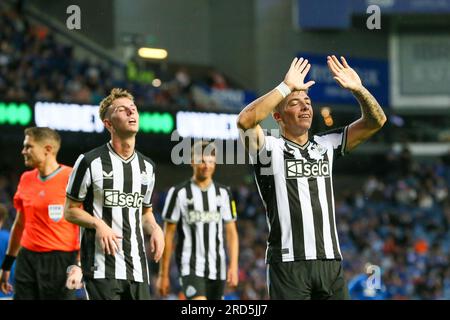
84,278,151,300
14,247,78,300
180,275,225,300
267,260,350,300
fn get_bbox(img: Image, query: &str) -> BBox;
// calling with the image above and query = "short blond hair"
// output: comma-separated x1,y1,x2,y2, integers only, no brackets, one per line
99,88,134,121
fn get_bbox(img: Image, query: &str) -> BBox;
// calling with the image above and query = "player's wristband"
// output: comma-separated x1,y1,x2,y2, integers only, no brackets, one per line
1,254,16,271
275,82,292,98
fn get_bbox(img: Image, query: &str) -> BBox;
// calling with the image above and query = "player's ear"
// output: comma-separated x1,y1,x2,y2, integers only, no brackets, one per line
103,118,113,132
44,144,52,154
272,111,282,122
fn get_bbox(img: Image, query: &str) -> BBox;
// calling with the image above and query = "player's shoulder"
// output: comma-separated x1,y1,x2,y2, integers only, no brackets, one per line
19,168,38,182
135,150,156,169
313,126,346,139
170,180,191,193
262,134,284,151
57,164,74,179
59,164,72,172
264,134,281,143
81,144,109,163
214,181,232,193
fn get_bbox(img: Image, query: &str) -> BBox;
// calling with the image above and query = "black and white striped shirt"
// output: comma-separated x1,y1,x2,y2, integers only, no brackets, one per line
66,142,155,283
251,126,348,263
162,180,236,280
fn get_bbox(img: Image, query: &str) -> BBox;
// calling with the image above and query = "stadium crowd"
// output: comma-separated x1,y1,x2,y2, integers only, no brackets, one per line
0,4,242,112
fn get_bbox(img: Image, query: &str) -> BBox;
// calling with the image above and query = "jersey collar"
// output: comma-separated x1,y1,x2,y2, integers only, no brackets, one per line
107,142,136,163
190,178,214,192
281,135,310,150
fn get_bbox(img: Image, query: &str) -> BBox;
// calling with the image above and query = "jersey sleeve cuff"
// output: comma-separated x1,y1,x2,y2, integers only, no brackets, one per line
340,126,348,157
66,193,85,202
163,217,179,224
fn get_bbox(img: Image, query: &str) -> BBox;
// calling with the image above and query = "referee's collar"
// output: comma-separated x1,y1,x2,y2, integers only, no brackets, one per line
281,135,310,150
38,165,63,182
107,142,136,163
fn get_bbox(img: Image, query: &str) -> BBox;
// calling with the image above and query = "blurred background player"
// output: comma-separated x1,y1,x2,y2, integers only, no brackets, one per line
237,56,386,299
157,141,239,300
64,88,164,300
348,263,389,300
0,127,80,300
0,204,15,299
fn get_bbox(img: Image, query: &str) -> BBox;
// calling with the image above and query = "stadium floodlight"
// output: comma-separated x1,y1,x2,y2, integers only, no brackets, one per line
137,47,168,59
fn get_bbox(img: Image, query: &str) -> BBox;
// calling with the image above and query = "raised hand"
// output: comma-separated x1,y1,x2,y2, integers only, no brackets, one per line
327,55,363,91
283,57,315,92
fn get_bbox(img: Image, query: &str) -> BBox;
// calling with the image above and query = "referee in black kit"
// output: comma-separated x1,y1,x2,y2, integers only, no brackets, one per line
156,141,239,300
237,56,386,299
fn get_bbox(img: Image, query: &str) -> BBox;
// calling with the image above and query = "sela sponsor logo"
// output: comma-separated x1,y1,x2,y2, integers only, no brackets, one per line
103,189,144,208
186,210,221,224
285,159,330,178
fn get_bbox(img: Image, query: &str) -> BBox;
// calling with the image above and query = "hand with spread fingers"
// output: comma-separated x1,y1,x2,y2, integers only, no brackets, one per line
327,55,363,92
283,57,316,92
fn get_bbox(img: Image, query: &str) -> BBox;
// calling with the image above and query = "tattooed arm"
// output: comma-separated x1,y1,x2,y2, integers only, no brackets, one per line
327,55,387,152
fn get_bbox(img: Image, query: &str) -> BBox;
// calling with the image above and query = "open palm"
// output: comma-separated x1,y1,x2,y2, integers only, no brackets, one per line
284,57,316,91
327,55,362,91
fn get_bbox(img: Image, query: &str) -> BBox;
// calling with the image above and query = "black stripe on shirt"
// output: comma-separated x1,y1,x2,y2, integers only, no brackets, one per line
122,161,134,281
215,185,221,278
202,190,210,279
68,156,89,200
100,152,115,279
186,183,196,275
284,143,305,259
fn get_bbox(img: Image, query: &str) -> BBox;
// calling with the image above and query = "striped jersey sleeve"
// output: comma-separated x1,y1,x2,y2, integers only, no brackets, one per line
66,154,91,201
142,168,155,207
220,186,237,223
249,135,276,166
162,186,181,223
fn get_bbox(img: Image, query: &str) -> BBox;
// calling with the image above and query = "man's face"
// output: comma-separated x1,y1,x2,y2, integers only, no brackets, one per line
274,90,313,134
192,155,216,182
106,97,139,135
22,135,47,168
